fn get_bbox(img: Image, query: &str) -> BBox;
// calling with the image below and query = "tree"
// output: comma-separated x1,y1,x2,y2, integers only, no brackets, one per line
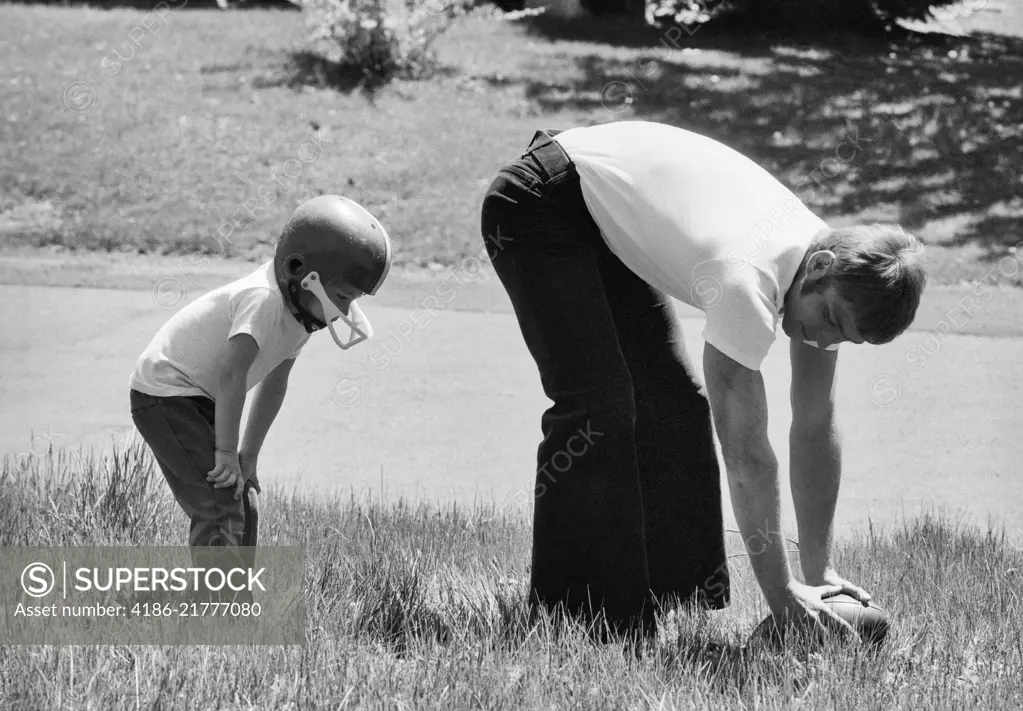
735,0,883,33
522,0,968,34
579,0,646,21
710,0,971,36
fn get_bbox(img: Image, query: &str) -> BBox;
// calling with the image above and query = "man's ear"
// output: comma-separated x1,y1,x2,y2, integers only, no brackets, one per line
804,250,837,284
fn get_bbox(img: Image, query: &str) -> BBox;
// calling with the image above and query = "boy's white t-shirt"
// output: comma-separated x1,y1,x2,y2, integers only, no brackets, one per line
129,261,311,400
555,121,830,371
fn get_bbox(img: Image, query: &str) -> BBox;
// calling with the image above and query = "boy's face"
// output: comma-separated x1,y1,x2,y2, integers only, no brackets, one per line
305,282,364,324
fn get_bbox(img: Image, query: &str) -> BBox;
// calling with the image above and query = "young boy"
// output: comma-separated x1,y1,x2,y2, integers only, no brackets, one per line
129,195,392,559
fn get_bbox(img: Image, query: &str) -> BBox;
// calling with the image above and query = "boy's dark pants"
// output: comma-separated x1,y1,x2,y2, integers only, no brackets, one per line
130,389,258,600
480,130,731,633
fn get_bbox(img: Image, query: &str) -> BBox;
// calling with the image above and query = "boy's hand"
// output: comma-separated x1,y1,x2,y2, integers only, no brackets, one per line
238,451,261,499
207,450,242,495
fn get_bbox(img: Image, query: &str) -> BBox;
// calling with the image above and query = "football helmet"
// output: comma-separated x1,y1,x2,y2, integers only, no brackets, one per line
274,195,392,349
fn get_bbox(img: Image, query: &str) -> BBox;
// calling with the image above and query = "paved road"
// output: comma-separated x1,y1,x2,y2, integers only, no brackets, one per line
2,279,1021,542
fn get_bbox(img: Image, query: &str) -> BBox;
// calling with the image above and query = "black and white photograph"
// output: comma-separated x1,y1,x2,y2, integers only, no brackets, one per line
1,0,1021,707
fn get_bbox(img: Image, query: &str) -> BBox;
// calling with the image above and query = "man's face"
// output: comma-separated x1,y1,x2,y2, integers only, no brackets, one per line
782,277,865,350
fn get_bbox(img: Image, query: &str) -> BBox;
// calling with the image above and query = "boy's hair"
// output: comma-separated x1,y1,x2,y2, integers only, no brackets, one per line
807,223,927,345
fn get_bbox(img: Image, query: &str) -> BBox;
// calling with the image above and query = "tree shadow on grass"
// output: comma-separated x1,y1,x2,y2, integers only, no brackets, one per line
192,49,384,96
252,51,387,95
503,20,1023,264
69,0,299,8
520,5,981,50
7,0,299,7
243,50,459,98
522,11,780,50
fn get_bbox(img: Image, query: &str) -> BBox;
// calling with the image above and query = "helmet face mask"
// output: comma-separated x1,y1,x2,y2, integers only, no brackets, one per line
300,271,372,350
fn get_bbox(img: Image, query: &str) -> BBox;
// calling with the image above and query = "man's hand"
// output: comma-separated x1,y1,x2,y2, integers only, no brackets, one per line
207,450,242,495
808,568,872,605
772,580,858,641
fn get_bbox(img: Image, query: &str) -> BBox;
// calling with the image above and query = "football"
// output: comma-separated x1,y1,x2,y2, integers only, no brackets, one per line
823,594,890,645
751,594,891,647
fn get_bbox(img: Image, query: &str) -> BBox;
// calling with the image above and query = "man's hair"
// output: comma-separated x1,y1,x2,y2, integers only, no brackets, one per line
807,223,928,345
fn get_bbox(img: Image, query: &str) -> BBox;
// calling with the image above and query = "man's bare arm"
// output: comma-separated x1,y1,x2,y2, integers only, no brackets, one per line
704,343,860,634
703,343,794,611
789,338,841,582
789,339,872,601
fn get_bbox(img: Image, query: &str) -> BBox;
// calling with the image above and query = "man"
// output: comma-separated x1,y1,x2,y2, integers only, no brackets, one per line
479,121,926,638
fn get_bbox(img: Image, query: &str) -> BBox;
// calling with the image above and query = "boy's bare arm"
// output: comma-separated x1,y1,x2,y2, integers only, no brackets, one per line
239,357,295,464
208,334,260,497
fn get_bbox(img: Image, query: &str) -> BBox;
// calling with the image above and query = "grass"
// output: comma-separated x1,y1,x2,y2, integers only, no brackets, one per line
0,2,1022,285
2,440,1022,709
2,5,1021,707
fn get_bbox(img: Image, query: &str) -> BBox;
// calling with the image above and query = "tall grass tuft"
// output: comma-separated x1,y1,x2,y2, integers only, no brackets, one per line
1,442,1022,709
0,440,175,546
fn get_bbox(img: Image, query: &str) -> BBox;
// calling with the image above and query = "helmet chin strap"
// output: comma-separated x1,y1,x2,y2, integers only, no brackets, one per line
803,340,840,351
300,271,373,349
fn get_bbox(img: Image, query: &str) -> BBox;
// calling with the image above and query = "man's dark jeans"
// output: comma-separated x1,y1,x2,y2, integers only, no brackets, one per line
480,130,731,633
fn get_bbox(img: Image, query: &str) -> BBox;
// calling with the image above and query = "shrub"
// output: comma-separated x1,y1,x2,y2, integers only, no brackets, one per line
288,0,471,80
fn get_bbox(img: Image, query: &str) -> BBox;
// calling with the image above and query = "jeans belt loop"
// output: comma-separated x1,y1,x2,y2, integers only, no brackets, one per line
527,128,570,182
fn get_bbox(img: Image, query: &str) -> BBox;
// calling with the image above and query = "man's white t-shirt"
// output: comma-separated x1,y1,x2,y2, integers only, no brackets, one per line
555,121,830,370
130,261,311,400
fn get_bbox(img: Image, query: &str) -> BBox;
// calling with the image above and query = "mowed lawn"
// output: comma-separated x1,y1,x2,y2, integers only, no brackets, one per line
1,5,1023,709
1,2,1022,284
2,444,1022,709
